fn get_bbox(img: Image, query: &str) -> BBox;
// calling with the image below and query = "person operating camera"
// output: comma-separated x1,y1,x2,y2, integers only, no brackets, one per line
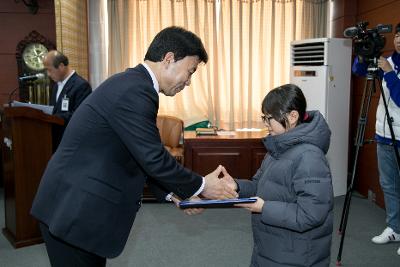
353,23,400,256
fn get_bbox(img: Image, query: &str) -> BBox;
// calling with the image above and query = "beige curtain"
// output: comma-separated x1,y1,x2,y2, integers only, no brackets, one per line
217,0,328,129
103,0,328,128
55,0,89,80
107,0,215,126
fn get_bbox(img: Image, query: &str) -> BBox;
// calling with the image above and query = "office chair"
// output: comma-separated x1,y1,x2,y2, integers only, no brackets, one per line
156,115,184,164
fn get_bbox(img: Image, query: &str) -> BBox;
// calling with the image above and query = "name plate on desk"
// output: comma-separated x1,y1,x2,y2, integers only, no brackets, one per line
195,127,217,135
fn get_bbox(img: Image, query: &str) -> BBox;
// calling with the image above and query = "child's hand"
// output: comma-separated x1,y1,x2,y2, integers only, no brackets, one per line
235,197,264,213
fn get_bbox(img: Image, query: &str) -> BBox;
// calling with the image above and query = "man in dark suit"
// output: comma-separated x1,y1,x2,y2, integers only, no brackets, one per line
31,26,237,266
43,50,92,150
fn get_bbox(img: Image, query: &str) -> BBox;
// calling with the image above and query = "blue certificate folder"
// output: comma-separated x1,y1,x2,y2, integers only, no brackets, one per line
179,197,257,209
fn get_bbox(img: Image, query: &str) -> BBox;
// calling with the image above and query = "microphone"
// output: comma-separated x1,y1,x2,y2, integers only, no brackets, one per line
18,73,45,82
343,26,359,38
8,87,19,106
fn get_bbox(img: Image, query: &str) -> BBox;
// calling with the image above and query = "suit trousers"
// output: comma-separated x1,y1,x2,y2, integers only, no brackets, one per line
39,223,106,267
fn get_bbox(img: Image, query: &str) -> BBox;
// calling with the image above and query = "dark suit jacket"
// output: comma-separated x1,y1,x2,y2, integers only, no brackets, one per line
31,64,203,258
50,72,91,150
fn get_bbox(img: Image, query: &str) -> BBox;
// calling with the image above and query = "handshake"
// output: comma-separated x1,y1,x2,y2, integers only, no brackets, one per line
201,165,238,200
170,165,239,215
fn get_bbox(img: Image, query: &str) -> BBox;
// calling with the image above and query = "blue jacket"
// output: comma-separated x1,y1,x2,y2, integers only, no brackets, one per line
352,53,400,145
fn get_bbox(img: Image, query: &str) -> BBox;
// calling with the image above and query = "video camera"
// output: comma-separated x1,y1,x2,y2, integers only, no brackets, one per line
343,22,392,65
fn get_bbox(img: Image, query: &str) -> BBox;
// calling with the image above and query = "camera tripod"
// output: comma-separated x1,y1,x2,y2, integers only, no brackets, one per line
336,65,400,265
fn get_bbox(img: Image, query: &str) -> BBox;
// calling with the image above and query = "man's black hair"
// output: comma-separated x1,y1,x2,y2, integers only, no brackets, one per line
396,23,400,34
53,52,69,68
144,26,208,63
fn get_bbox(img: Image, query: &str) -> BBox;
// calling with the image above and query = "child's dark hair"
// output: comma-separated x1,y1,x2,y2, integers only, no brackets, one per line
261,84,307,128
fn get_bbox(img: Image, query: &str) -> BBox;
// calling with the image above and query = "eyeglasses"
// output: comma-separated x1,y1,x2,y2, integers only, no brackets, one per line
261,114,273,126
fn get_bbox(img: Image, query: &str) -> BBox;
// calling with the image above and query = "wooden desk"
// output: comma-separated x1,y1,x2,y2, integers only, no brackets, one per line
184,131,268,180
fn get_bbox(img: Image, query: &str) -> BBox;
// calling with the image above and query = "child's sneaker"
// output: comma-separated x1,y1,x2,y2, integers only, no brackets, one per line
371,227,400,244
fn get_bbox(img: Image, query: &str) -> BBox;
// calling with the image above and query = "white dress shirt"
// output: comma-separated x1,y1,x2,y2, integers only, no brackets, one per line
56,70,75,101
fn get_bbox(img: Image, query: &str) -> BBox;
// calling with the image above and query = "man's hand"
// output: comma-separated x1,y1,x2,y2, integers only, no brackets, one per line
235,197,264,213
202,165,238,200
378,56,393,73
171,195,204,215
220,166,238,192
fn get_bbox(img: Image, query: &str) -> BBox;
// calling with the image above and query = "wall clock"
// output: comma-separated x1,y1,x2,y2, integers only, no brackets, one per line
22,43,48,71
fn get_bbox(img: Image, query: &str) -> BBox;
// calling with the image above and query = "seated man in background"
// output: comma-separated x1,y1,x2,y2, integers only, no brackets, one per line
43,50,92,150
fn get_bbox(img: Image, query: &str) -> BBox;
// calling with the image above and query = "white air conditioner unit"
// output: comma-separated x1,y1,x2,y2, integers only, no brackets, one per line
290,38,352,196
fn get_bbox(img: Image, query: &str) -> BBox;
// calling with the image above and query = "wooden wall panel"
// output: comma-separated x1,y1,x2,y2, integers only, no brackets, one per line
0,55,19,105
0,14,56,53
356,0,396,15
0,1,56,105
331,0,357,20
331,0,357,39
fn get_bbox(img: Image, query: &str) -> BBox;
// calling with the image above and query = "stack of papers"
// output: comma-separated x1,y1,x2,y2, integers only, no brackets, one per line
11,101,54,115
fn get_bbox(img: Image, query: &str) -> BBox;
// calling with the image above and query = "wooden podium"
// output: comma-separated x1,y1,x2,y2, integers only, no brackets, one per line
1,106,63,248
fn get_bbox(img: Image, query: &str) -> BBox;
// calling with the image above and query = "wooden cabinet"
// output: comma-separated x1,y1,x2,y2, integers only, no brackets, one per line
142,130,268,201
184,131,268,179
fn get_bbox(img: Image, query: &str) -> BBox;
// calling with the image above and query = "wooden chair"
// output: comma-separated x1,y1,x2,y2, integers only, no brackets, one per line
156,115,184,164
